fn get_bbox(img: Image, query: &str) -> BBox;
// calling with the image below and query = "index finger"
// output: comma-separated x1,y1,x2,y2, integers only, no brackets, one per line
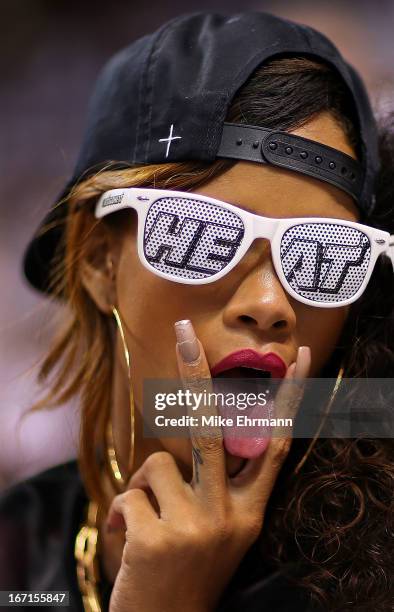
174,320,227,497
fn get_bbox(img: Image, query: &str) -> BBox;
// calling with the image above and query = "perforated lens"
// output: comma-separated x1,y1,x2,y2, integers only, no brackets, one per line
143,197,245,280
280,222,371,303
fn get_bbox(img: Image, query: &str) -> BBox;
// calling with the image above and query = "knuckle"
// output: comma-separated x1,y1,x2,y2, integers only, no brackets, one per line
195,435,222,455
115,489,146,522
179,508,234,547
211,509,234,543
123,488,145,502
184,377,205,393
214,521,233,544
185,371,207,385
144,450,175,473
175,521,206,547
239,514,264,543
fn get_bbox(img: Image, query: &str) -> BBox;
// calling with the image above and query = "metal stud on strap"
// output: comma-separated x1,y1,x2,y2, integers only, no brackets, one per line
217,123,364,207
261,131,362,200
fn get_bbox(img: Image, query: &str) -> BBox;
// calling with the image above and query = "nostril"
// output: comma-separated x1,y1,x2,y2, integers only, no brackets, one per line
238,314,256,325
238,316,288,329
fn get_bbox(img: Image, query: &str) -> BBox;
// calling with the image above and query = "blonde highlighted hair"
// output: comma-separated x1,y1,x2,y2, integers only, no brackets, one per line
33,159,233,509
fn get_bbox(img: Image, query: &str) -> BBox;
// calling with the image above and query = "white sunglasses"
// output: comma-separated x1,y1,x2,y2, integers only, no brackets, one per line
95,188,393,309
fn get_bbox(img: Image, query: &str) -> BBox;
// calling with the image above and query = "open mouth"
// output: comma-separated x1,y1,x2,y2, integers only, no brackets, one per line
213,366,272,379
212,367,273,397
211,365,275,460
210,349,287,379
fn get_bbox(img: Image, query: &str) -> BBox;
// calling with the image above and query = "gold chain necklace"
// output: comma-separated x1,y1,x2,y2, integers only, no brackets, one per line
75,421,127,612
75,307,135,611
75,500,102,612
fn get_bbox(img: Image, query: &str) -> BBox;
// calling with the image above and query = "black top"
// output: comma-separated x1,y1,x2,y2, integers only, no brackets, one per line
0,461,314,611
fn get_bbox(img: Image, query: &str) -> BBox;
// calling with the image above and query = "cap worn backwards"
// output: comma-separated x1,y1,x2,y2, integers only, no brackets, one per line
24,11,379,293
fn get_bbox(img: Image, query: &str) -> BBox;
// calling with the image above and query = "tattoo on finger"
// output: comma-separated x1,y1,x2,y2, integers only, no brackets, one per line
192,446,204,483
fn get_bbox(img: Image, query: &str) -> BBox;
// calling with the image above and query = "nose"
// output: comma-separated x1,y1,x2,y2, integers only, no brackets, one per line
222,247,297,338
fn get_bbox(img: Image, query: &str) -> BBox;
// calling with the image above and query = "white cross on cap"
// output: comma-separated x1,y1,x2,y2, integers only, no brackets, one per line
159,124,182,158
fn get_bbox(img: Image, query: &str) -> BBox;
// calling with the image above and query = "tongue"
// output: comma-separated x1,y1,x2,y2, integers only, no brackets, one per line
218,396,274,459
222,434,271,459
213,367,274,459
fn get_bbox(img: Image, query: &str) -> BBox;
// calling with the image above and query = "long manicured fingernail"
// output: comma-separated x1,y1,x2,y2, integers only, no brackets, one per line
174,319,201,363
294,346,311,380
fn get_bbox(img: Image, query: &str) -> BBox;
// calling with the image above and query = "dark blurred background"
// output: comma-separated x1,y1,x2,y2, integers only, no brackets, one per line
1,0,393,489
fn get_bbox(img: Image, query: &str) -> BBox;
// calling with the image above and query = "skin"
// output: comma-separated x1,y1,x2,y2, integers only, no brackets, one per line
80,111,360,609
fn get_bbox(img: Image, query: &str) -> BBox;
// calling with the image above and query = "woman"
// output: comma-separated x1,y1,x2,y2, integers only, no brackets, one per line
1,12,393,612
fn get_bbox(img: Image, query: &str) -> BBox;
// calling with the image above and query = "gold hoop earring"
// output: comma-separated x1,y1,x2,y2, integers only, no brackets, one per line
293,363,344,475
105,306,135,491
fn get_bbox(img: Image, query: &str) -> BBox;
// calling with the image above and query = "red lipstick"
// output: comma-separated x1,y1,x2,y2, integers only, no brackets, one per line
211,349,287,379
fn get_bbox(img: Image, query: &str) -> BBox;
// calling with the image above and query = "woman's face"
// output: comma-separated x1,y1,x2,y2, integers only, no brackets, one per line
111,111,360,479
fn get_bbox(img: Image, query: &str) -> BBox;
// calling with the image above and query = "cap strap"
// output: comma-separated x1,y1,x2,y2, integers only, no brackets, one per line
217,123,364,206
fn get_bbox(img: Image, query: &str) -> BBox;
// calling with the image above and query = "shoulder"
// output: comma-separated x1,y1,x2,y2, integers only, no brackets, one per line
0,460,86,597
0,460,82,514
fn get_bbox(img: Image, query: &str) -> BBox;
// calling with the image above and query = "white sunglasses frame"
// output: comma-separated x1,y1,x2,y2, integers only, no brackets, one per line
95,188,393,309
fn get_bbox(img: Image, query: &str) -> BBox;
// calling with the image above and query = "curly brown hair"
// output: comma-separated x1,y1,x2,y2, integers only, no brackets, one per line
262,120,394,612
33,58,394,611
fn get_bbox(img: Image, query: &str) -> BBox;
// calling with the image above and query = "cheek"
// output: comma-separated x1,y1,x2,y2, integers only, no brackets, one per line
116,237,208,379
295,305,349,375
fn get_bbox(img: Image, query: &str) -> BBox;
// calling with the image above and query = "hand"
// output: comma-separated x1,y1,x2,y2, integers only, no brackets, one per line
107,321,311,612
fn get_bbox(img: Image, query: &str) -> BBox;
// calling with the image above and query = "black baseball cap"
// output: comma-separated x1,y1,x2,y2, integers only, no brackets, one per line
24,11,379,293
